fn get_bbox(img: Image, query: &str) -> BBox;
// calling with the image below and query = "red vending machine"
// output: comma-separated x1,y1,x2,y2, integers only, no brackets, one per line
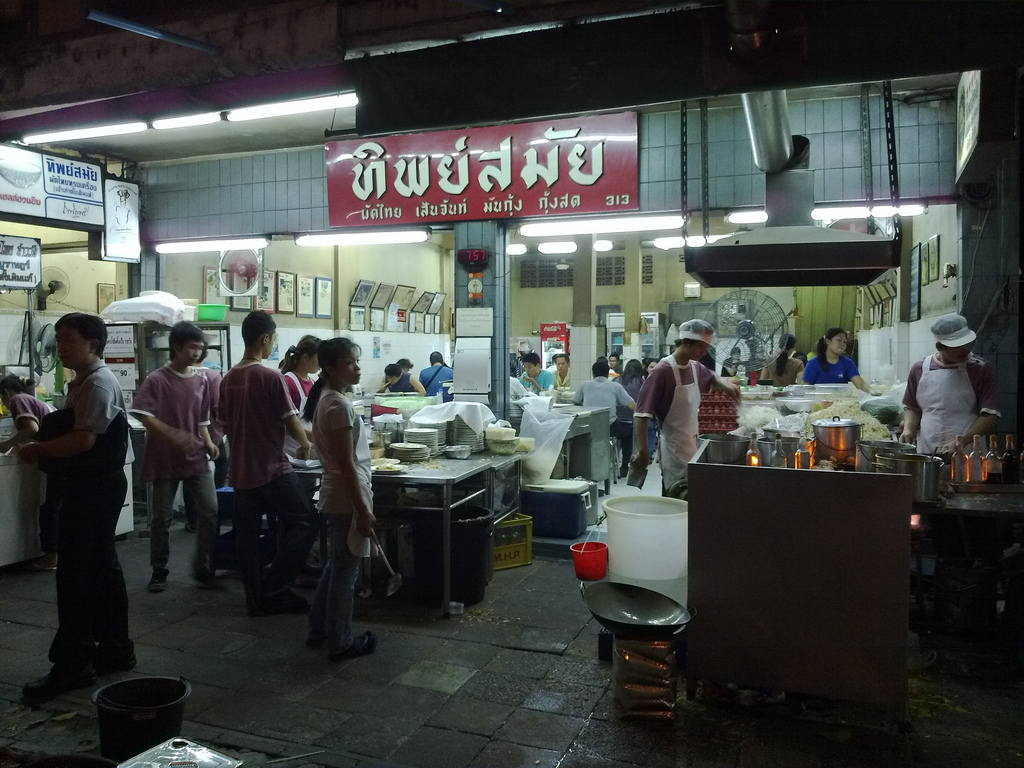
539,322,570,367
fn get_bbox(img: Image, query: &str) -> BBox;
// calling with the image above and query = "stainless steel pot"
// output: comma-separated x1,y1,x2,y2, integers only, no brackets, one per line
855,439,914,472
757,436,801,466
812,416,861,466
875,452,943,502
699,434,749,464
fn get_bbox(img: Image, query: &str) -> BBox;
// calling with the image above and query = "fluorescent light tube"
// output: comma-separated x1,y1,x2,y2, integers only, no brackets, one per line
653,237,686,250
23,122,148,144
153,112,223,130
294,230,428,247
227,93,358,122
537,241,578,255
506,243,528,256
811,206,871,221
519,214,685,238
726,210,768,225
155,237,269,254
593,240,614,252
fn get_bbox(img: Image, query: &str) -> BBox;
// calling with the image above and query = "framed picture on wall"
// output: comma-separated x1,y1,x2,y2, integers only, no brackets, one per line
315,277,333,319
202,266,225,304
393,284,416,310
928,235,940,283
231,295,253,312
258,270,276,312
410,291,434,314
350,279,375,307
426,291,446,316
349,306,366,331
370,282,396,310
369,308,385,332
97,283,115,312
433,313,442,334
296,275,315,318
408,311,418,333
277,271,295,314
908,243,921,322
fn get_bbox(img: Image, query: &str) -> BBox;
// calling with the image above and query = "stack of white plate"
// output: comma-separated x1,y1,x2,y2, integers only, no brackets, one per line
411,423,447,455
391,442,431,462
450,416,486,453
404,428,440,456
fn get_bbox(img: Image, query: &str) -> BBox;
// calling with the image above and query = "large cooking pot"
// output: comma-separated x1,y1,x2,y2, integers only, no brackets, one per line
580,581,692,640
757,436,801,466
875,451,943,502
856,439,914,472
812,416,861,466
699,433,749,464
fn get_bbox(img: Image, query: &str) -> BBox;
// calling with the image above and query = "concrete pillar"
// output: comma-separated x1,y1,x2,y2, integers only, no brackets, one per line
571,236,597,372
453,221,510,419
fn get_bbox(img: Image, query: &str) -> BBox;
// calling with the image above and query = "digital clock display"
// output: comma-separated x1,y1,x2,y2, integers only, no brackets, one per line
457,248,489,267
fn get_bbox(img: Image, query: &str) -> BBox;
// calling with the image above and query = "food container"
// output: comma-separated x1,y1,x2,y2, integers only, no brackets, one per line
698,433,749,464
776,398,817,415
485,426,516,441
516,437,536,452
487,437,519,455
757,436,801,466
812,416,861,466
444,445,472,459
855,439,914,472
197,303,228,321
875,451,943,501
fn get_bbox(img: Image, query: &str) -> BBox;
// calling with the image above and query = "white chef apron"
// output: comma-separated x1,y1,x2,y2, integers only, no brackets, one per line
915,354,978,454
658,358,701,488
283,371,316,459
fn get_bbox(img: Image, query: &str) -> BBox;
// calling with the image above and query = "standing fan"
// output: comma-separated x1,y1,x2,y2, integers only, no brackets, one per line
703,289,789,376
6,313,58,377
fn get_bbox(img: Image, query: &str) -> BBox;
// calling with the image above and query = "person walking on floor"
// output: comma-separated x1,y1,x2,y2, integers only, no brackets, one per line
615,359,646,477
219,312,319,617
183,345,228,532
0,374,60,571
131,321,221,592
304,338,379,659
418,352,454,398
19,313,135,701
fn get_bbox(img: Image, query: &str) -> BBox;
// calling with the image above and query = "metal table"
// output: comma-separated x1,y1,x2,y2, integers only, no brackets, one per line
371,453,522,615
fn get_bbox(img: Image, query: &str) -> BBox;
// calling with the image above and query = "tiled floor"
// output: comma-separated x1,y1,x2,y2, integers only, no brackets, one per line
1,498,1022,768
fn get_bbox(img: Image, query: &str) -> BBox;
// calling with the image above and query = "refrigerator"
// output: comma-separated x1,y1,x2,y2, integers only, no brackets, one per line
539,322,570,367
639,311,667,360
604,313,625,359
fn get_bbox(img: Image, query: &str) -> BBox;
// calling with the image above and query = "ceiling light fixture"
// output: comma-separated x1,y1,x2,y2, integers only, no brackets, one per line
555,259,571,271
152,112,223,130
537,241,578,255
506,243,528,256
593,239,614,252
810,206,872,221
155,236,269,254
23,122,148,144
227,93,359,122
295,230,429,247
726,209,768,225
519,214,685,238
653,237,686,250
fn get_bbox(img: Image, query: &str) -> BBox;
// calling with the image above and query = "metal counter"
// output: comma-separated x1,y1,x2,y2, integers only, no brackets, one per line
511,405,612,490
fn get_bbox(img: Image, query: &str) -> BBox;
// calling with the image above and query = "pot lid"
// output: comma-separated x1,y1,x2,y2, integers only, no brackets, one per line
812,417,861,427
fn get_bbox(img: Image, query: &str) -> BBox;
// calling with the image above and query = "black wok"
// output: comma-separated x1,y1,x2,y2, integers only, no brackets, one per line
580,581,692,640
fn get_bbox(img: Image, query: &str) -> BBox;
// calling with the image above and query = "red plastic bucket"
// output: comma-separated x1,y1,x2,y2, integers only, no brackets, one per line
570,541,608,581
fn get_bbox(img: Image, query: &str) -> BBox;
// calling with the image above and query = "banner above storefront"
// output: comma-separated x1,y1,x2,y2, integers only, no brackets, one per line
0,145,104,227
325,112,638,227
0,234,42,290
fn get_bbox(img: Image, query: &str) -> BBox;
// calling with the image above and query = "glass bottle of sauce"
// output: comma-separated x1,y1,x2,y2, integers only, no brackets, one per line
985,434,1002,484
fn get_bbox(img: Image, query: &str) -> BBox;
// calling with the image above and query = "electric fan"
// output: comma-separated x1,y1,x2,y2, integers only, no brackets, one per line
703,289,789,376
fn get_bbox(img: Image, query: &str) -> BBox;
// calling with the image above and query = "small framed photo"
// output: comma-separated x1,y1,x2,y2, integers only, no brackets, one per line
231,295,253,312
369,307,385,332
349,306,366,331
426,291,446,316
386,303,401,332
258,269,276,312
408,311,418,333
393,284,416,310
315,276,333,319
97,283,115,312
411,291,434,314
927,235,940,283
907,243,921,322
350,279,375,307
277,271,295,314
370,282,396,310
432,313,442,334
202,267,225,304
296,275,315,318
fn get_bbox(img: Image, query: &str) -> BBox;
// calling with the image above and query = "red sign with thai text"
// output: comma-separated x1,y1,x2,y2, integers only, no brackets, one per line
325,112,638,227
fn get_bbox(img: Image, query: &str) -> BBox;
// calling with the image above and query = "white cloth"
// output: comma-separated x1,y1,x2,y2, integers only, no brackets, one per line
915,354,979,454
658,358,701,488
282,371,315,459
408,401,496,435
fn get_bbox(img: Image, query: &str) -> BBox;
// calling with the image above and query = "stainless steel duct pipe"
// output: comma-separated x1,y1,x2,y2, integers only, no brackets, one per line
741,91,794,173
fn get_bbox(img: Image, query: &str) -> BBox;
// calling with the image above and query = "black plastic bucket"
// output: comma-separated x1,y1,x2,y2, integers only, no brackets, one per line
412,505,493,606
91,676,191,762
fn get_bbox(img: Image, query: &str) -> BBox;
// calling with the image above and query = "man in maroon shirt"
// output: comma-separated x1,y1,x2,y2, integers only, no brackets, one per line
219,312,318,616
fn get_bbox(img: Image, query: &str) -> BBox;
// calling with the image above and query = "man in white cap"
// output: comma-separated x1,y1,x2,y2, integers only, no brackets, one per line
900,313,999,454
632,319,740,495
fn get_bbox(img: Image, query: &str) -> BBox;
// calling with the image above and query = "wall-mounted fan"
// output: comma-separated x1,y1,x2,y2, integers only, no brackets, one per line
36,266,70,310
6,312,58,377
703,289,789,375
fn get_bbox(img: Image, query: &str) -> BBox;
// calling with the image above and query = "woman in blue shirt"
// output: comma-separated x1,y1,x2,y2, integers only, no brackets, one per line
802,327,872,392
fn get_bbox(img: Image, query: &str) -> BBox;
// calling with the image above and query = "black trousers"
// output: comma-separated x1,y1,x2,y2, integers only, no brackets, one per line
38,475,64,554
233,472,319,614
613,420,635,470
49,468,133,671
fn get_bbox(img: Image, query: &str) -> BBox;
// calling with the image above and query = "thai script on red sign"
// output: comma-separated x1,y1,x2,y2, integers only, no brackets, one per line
325,112,638,227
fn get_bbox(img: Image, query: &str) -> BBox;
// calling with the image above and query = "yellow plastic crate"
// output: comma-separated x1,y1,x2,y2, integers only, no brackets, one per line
493,513,532,570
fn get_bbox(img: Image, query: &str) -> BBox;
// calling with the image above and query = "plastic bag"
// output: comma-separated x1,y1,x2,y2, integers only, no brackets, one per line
519,408,573,485
100,290,186,326
860,396,904,427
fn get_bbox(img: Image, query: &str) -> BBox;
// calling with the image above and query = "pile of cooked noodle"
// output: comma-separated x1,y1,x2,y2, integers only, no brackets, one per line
804,400,891,440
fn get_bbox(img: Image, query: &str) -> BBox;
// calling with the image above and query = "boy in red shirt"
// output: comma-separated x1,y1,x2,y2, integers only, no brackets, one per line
131,322,220,592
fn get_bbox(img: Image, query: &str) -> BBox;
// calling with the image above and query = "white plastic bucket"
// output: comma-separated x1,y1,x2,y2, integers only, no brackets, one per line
603,495,688,607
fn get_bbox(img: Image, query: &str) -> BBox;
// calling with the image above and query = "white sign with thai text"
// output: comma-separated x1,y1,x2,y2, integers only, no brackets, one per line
0,234,42,290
